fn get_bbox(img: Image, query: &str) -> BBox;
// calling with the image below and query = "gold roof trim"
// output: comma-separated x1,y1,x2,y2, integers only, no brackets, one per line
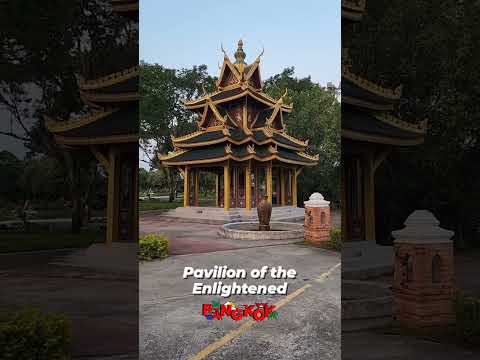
374,113,428,134
80,66,139,90
342,67,402,100
159,148,188,161
342,0,366,12
45,108,118,133
274,130,308,146
298,152,320,161
247,144,256,154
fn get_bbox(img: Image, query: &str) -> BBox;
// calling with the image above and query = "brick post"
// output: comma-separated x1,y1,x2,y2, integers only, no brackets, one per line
392,210,456,328
304,193,331,246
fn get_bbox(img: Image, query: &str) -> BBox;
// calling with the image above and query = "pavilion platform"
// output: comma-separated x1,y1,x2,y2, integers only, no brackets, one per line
159,205,305,224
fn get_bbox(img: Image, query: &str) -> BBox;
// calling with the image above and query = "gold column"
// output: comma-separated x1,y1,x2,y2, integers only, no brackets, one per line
245,162,252,210
215,172,219,207
194,169,200,206
224,163,230,211
106,147,119,245
233,168,238,208
183,166,190,207
280,168,286,206
292,169,298,207
266,163,273,203
363,153,376,241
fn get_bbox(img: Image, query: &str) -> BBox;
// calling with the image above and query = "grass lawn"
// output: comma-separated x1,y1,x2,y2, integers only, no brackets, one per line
0,231,104,253
139,198,216,212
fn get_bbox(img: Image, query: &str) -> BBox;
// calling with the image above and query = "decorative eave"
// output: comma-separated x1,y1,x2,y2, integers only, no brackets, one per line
80,91,139,103
197,100,227,128
159,150,318,167
342,0,366,21
44,108,118,133
171,127,306,151
158,148,188,161
374,113,428,135
342,67,402,100
184,83,292,112
53,134,138,146
274,129,309,147
79,66,139,91
298,152,320,161
111,0,139,14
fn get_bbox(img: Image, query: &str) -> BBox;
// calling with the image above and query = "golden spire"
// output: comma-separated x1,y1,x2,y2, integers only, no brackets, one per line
234,39,246,65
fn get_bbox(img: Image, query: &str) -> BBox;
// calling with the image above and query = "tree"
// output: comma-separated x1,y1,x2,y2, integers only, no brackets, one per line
345,0,480,247
139,62,216,201
264,68,341,205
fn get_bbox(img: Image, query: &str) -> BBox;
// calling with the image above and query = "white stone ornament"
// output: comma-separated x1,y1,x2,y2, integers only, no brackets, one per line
304,192,330,208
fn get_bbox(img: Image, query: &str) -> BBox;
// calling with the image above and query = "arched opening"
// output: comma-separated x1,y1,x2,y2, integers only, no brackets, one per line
320,212,326,225
432,254,442,284
406,255,413,282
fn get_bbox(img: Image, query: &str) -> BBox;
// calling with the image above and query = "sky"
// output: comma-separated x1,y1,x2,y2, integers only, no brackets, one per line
139,0,341,168
140,1,340,84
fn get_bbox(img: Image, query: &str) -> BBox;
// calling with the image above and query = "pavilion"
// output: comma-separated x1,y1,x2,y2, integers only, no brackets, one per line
45,0,139,244
341,0,427,241
159,40,318,211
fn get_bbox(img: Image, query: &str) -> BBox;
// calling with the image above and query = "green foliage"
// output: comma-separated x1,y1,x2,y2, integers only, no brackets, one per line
139,234,169,261
455,293,480,346
345,0,480,247
326,228,343,251
0,151,23,202
264,68,340,205
0,309,71,359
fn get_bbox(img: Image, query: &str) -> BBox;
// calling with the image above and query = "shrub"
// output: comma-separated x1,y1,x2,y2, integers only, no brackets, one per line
0,309,71,359
139,234,169,261
455,293,480,346
325,228,343,251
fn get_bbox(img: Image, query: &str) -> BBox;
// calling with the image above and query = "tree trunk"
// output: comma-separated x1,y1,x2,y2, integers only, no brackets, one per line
168,169,176,202
64,151,82,233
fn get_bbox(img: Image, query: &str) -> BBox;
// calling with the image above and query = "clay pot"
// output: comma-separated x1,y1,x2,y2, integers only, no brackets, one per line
257,196,272,231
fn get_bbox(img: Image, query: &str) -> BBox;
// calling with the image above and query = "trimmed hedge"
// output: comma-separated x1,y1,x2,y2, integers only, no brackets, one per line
455,293,480,346
0,309,71,359
139,234,169,261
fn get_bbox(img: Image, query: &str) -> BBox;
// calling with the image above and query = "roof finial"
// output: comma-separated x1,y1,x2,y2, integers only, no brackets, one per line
234,39,246,65
221,43,228,59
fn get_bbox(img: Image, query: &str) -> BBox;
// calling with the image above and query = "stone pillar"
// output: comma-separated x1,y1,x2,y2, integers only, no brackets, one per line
392,210,456,328
304,193,331,246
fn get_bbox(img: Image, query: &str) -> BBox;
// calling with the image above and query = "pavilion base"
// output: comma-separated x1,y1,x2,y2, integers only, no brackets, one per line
161,206,305,224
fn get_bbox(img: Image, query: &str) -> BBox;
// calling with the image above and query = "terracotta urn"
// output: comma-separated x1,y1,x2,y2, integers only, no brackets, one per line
257,196,272,231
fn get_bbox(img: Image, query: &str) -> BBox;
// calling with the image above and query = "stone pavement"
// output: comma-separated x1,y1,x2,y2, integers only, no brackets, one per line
0,247,138,359
342,331,479,359
140,209,341,255
140,244,341,360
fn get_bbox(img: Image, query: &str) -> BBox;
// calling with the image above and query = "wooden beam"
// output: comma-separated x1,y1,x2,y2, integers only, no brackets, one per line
215,172,219,207
292,169,298,207
245,161,252,210
184,166,190,207
224,163,230,211
363,153,376,241
194,169,199,206
106,147,119,245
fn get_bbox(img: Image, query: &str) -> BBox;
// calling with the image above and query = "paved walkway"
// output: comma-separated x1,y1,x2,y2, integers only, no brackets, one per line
0,247,138,359
140,245,341,360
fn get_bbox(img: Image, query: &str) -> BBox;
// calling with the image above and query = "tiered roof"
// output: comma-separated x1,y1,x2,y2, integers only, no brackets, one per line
45,2,139,146
160,40,318,167
341,0,427,146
